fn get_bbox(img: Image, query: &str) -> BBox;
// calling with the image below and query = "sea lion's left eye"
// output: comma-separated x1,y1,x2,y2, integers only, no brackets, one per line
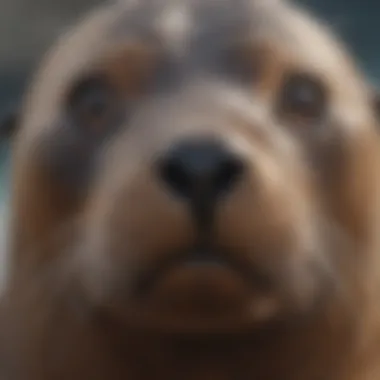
276,72,328,122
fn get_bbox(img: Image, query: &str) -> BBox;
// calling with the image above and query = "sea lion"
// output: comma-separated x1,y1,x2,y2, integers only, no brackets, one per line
2,0,380,379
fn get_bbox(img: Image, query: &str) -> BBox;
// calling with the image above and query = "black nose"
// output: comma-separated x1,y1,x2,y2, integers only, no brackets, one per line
157,138,245,205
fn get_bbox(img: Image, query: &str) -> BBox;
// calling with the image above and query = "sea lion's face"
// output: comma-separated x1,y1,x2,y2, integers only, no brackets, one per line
11,0,380,333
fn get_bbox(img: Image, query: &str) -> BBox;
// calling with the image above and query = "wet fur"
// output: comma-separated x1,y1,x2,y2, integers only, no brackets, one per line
2,0,380,379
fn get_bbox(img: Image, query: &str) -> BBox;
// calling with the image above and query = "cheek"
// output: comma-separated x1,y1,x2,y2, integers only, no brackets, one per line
37,125,99,195
309,128,380,244
214,151,318,260
93,169,196,256
75,170,198,304
302,125,348,184
10,120,111,267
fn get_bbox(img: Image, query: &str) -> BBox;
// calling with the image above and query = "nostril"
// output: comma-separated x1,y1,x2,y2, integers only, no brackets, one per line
215,157,245,196
160,157,194,199
157,138,246,203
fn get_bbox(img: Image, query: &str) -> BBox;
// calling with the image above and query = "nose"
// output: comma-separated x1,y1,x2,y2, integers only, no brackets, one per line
157,138,245,207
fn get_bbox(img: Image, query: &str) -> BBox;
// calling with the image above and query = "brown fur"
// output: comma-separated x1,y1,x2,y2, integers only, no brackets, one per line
2,0,380,379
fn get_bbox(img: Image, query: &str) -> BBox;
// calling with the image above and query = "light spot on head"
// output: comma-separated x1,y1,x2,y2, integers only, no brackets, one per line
155,2,192,57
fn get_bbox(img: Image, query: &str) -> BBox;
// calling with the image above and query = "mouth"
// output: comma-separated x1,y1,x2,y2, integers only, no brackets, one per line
96,245,328,333
132,248,276,317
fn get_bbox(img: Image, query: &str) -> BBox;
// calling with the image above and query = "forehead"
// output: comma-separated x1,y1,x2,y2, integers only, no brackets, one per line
109,0,357,74
113,0,254,53
32,0,364,89
21,0,369,134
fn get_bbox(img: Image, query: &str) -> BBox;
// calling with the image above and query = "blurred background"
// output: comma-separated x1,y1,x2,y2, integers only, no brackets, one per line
0,0,378,197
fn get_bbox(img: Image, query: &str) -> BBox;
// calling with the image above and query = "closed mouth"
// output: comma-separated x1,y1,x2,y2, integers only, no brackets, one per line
133,247,274,299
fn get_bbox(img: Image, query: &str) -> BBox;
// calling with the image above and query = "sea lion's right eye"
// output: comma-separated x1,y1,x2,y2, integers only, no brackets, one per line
66,74,121,135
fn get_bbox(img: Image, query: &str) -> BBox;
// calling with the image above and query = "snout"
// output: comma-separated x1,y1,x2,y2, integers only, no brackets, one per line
79,116,332,332
156,137,246,234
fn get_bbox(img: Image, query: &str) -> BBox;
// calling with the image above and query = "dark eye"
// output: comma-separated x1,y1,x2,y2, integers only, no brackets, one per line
277,72,327,122
66,74,120,133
